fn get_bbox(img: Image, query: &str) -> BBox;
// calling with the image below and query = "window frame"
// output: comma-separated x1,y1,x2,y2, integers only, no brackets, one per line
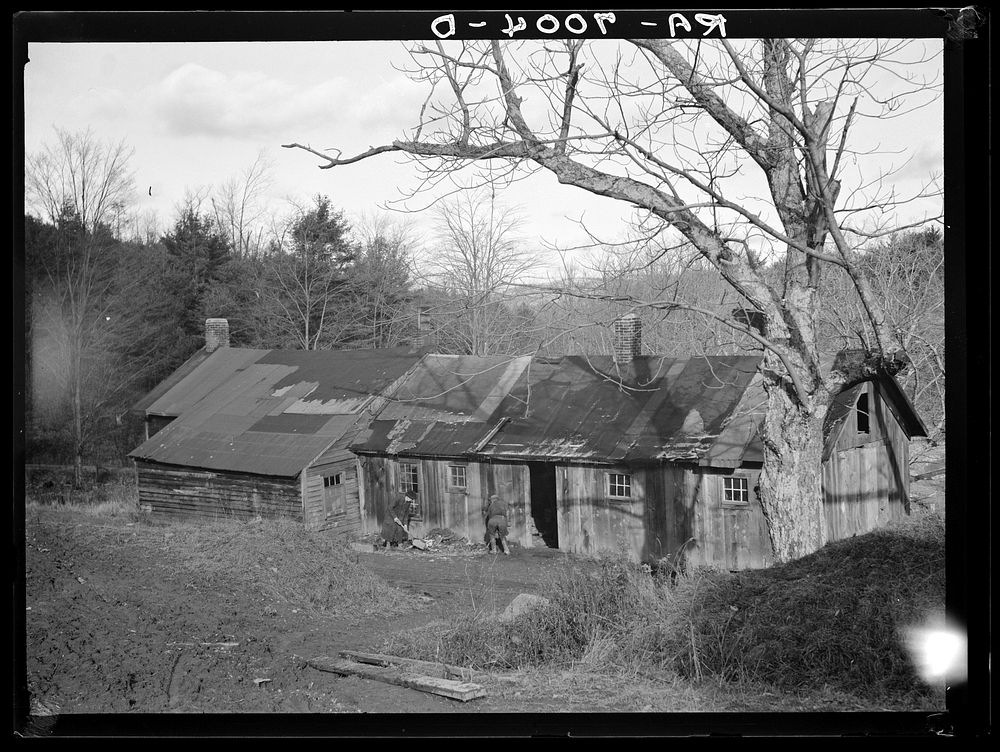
398,461,422,520
606,472,632,500
721,475,750,506
399,461,419,494
447,464,468,491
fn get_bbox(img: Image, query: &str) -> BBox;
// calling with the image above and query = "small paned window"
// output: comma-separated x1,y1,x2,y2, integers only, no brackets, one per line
448,465,467,490
723,476,749,504
323,473,342,488
856,392,870,434
400,462,419,494
607,473,632,499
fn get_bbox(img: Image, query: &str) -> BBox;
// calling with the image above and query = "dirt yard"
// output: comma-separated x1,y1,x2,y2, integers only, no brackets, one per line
20,507,635,718
21,500,939,731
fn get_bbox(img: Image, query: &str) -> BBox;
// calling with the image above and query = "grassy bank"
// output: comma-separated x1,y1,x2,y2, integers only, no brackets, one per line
384,513,946,704
24,479,422,622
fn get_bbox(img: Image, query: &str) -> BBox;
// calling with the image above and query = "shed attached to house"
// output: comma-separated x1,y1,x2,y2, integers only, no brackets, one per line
129,339,422,532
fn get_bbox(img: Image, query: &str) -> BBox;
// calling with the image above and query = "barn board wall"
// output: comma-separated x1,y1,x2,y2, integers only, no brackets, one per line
687,467,770,570
555,464,716,565
822,382,911,541
359,455,532,547
135,460,301,521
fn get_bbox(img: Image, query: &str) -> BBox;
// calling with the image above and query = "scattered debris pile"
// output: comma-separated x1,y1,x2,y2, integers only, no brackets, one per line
359,527,488,557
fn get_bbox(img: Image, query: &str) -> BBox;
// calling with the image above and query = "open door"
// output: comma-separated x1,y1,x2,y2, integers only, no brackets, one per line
528,462,558,548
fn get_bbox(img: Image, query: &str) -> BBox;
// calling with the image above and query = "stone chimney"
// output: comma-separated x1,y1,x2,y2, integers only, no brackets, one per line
205,318,230,352
613,313,642,364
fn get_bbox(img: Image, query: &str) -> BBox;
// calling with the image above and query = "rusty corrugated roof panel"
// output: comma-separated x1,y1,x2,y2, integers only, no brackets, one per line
130,413,358,477
129,347,424,476
130,347,212,414
257,348,423,412
142,348,269,417
482,355,764,464
352,354,530,457
378,354,530,421
352,418,497,458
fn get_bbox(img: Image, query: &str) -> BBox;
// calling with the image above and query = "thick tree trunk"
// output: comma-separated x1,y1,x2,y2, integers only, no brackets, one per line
757,375,828,563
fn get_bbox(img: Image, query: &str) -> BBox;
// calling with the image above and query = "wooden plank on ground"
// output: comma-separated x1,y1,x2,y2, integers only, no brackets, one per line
338,650,476,681
306,656,485,702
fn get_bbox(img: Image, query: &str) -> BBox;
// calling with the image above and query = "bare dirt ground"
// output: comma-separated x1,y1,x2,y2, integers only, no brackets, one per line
21,500,939,733
21,508,617,720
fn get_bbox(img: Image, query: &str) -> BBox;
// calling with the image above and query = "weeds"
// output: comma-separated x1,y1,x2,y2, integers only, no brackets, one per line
25,474,142,522
383,513,945,703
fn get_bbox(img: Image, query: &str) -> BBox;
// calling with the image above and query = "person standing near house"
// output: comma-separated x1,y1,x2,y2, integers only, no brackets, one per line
484,493,510,555
382,490,414,548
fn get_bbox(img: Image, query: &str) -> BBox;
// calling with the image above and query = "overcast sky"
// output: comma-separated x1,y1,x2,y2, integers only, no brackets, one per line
23,34,943,273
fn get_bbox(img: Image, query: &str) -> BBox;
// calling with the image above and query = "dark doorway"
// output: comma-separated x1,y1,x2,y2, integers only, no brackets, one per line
528,463,558,548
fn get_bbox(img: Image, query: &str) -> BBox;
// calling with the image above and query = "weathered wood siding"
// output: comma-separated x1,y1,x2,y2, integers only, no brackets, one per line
556,464,647,560
687,467,771,571
135,460,301,521
302,450,363,535
359,456,533,547
555,463,770,569
822,381,911,541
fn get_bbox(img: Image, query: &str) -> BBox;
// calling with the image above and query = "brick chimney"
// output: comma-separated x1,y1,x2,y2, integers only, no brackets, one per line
613,313,642,364
205,318,230,352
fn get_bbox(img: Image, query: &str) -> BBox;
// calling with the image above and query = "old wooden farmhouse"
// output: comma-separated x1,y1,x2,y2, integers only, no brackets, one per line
130,316,927,569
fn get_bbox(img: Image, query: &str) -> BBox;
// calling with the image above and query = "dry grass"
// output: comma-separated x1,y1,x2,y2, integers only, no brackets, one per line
24,476,423,623
25,473,142,521
159,517,424,621
382,513,945,706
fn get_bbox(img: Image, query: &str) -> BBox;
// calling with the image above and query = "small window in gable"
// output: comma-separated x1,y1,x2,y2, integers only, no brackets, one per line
856,392,870,434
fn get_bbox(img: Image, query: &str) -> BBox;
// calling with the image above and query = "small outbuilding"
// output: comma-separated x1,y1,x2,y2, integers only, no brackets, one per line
129,320,423,533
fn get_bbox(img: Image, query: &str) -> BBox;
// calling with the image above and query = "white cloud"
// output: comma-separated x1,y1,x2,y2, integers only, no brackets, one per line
151,63,354,138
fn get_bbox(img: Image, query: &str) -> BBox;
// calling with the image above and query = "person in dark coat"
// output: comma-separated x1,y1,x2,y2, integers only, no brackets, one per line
382,491,414,547
484,493,510,555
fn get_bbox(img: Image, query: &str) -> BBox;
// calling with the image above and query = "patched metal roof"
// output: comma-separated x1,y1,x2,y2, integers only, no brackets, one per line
129,347,423,476
481,355,765,465
354,353,766,466
130,347,212,415
352,354,530,458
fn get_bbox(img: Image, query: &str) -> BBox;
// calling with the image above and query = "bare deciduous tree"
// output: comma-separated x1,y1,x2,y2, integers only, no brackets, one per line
285,38,942,562
419,189,540,355
211,150,274,258
26,127,136,234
